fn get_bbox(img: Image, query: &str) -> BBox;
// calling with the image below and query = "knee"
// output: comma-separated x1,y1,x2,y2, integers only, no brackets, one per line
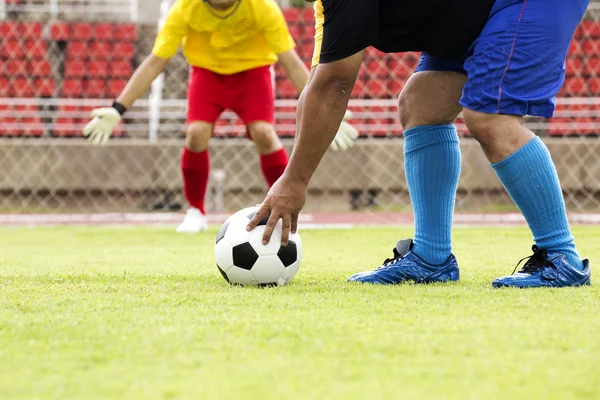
248,122,281,153
185,122,212,152
462,109,503,148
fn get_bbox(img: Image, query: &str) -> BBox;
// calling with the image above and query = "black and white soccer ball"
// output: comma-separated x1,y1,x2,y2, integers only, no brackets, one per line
214,206,302,286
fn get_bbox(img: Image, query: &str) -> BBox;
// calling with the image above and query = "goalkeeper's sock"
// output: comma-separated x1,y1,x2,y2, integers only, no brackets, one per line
260,148,288,187
492,137,583,270
181,147,210,214
404,124,461,265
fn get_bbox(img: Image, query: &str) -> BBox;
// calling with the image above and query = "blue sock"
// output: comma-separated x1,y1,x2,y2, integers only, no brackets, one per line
404,124,461,265
491,137,583,270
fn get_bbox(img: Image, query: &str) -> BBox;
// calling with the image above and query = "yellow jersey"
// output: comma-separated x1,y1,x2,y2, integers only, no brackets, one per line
311,0,324,68
152,0,296,75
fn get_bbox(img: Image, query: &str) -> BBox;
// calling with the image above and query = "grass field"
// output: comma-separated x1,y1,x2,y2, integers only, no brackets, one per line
1,225,599,399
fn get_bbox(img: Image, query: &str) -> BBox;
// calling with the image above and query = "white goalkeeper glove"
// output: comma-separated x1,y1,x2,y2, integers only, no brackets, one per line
83,103,124,145
330,110,359,152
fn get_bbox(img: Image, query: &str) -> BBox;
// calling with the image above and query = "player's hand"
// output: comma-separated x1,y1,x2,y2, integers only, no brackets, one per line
330,110,359,151
83,107,122,145
246,175,307,247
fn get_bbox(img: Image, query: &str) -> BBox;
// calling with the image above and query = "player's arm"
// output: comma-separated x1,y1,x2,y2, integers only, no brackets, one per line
247,51,363,244
83,0,188,145
277,49,309,94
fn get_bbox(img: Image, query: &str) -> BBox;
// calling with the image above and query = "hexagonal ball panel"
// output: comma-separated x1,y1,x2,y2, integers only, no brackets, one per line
232,242,259,270
277,240,297,267
247,210,269,226
250,255,285,285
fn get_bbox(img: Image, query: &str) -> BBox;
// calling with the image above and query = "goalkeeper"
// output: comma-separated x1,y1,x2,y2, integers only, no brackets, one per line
83,0,359,233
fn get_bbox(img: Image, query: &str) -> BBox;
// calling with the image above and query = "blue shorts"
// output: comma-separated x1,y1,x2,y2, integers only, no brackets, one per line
415,0,589,118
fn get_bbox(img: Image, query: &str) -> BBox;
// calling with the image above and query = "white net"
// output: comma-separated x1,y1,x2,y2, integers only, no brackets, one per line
1,1,600,213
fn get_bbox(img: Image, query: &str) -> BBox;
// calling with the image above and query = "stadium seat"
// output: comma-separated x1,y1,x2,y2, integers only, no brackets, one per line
92,24,115,41
34,78,57,97
72,23,93,41
28,59,53,76
566,57,583,77
0,21,19,38
90,41,114,59
68,41,89,59
10,78,35,97
85,79,107,98
62,79,84,97
275,80,296,99
52,117,78,137
0,77,9,97
580,20,600,39
301,6,315,22
0,116,18,136
50,22,70,41
64,59,86,77
114,24,138,42
113,42,135,60
1,38,24,58
24,39,48,59
4,59,28,76
583,56,600,76
107,79,128,98
87,60,109,77
112,60,133,78
568,41,584,57
561,77,587,96
21,22,43,38
282,7,300,21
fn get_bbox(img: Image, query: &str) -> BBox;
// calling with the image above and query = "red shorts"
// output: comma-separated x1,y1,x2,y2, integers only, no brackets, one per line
187,65,275,125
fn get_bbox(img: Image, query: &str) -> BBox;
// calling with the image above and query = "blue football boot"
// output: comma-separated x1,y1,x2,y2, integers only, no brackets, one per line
348,239,460,284
493,245,591,288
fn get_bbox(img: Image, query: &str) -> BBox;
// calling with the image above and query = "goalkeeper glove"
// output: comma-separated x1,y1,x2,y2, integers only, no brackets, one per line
330,110,359,152
83,101,126,145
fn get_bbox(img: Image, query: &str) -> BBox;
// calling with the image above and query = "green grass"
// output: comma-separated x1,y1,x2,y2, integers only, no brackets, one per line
1,226,599,400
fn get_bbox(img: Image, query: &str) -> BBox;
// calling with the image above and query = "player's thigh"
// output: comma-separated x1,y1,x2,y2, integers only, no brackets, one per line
231,66,275,127
398,55,467,130
187,66,225,126
461,0,589,118
247,121,281,154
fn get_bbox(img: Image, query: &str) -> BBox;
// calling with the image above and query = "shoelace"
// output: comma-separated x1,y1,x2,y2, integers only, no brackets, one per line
511,245,561,279
379,248,403,269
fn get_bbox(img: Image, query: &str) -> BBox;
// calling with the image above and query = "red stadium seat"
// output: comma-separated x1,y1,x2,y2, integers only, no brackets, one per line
0,21,19,38
10,78,35,97
87,60,109,77
90,41,114,59
0,77,9,97
352,79,366,98
0,116,18,136
568,41,583,57
25,39,48,59
560,77,587,97
34,78,56,97
275,80,296,99
84,79,107,98
302,6,315,23
114,24,138,41
4,59,28,75
28,59,53,76
583,56,600,76
282,7,300,21
64,59,86,77
53,117,78,137
107,79,128,98
566,57,583,77
113,42,135,60
92,24,115,41
1,38,24,58
582,39,600,55
72,23,93,41
112,60,133,78
68,41,89,59
62,79,84,97
580,20,600,39
50,22,70,41
21,22,43,38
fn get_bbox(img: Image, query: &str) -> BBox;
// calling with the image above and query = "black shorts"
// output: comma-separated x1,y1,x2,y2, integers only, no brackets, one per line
319,0,497,63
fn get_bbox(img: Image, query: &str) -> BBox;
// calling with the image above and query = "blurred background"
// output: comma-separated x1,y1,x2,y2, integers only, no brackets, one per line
0,0,599,215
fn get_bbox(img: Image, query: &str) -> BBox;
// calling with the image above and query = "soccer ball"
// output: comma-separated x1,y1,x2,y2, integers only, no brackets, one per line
214,206,302,286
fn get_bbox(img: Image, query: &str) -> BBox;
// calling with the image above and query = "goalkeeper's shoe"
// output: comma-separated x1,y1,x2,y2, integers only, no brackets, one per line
493,245,590,288
348,239,459,284
176,208,208,233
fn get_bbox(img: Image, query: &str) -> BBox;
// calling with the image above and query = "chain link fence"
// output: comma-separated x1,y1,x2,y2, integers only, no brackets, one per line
1,1,600,214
